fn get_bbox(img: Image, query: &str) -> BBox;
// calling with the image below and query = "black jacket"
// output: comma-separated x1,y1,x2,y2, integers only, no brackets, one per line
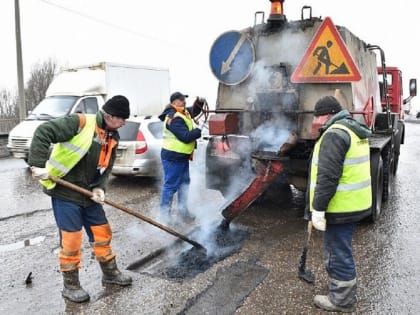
306,110,372,224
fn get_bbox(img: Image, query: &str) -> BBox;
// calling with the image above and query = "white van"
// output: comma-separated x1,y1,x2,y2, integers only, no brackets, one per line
7,62,170,161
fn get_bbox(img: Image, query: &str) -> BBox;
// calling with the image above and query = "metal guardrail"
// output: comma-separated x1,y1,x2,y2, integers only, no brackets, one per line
0,135,10,158
0,118,20,135
0,118,18,157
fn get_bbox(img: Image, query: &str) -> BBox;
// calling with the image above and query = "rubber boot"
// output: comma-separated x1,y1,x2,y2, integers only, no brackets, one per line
314,295,355,313
99,257,132,286
62,269,90,303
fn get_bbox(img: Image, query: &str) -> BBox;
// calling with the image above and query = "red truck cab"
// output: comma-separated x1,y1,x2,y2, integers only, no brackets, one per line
378,67,417,118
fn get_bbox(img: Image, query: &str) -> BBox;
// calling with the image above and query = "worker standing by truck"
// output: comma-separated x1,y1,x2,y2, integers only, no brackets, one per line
28,95,132,303
158,92,203,224
308,96,372,312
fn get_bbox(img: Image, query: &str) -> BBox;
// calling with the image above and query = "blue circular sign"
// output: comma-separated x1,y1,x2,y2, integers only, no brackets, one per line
209,30,255,85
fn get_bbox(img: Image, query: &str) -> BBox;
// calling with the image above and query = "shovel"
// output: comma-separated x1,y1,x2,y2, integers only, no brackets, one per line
48,176,207,253
298,221,315,283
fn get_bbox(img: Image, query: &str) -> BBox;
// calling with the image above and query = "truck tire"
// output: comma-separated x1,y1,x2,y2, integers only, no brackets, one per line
368,151,383,223
393,120,404,175
381,144,394,202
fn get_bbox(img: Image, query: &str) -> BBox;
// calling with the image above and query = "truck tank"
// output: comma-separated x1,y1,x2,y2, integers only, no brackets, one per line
205,0,416,224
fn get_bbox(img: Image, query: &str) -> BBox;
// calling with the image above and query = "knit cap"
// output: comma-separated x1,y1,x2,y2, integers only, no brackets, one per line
314,96,342,116
102,95,130,119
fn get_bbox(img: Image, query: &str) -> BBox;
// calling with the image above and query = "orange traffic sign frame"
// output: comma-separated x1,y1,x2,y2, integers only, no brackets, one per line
291,17,361,83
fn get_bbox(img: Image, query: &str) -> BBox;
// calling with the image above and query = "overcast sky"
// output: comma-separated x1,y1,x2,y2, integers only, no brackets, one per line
1,0,417,107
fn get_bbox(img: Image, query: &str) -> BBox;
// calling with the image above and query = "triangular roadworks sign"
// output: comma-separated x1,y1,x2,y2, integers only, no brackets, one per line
291,17,361,83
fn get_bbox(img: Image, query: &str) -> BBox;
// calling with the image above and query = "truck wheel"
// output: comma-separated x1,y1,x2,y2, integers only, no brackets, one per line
368,152,383,223
393,121,404,175
382,145,394,202
393,151,399,175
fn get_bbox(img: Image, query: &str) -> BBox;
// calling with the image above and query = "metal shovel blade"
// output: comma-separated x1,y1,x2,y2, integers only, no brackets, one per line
298,269,315,283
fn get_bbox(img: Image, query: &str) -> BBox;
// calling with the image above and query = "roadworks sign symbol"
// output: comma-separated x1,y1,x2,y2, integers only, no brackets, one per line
291,17,361,83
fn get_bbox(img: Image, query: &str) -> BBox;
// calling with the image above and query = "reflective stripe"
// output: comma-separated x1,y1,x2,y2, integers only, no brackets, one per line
336,179,371,191
60,141,89,157
310,179,371,191
91,240,111,247
311,154,369,166
343,155,370,165
60,249,80,256
96,249,115,262
329,277,357,287
48,158,70,174
60,262,79,271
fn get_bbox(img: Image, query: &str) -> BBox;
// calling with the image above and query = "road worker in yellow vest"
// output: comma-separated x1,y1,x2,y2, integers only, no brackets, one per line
158,92,204,224
307,96,372,313
28,95,132,303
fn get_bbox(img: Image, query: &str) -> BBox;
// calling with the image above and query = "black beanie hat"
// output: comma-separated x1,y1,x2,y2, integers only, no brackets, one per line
102,95,130,119
314,96,342,116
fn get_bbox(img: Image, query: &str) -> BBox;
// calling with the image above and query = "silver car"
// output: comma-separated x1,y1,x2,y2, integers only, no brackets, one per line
112,115,163,177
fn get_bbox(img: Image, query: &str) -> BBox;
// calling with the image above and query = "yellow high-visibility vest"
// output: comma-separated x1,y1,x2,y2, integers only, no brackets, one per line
41,114,96,189
162,111,195,154
310,123,372,213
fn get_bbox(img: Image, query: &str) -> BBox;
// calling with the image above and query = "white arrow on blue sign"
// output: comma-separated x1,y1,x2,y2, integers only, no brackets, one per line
209,30,255,86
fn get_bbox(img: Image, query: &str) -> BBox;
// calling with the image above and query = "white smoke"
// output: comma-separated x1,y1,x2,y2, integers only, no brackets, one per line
250,116,295,152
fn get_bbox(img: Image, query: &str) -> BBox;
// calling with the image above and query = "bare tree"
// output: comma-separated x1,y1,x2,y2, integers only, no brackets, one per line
0,88,18,117
0,58,59,123
25,58,58,111
0,89,19,134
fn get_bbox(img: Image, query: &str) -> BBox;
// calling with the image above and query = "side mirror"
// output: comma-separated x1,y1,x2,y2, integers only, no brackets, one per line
409,78,417,97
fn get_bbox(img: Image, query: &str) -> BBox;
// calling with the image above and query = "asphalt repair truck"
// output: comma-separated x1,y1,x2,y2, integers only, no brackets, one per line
205,0,417,225
7,61,170,161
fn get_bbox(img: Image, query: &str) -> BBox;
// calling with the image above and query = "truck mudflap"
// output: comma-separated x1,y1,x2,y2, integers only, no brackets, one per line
221,151,289,222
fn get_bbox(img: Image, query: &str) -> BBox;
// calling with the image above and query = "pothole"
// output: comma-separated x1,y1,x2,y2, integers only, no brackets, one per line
127,224,250,280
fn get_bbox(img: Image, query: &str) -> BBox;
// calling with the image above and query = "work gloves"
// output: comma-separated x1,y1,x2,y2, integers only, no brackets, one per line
311,209,326,231
91,187,105,204
30,166,49,180
193,97,206,108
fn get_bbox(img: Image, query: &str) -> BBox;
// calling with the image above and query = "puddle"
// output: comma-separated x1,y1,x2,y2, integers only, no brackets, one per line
0,235,46,252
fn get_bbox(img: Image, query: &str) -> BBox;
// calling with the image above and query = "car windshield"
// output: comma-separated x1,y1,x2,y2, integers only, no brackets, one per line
27,96,78,120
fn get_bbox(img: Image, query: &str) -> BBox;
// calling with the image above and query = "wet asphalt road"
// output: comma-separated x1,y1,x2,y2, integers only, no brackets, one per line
1,120,420,314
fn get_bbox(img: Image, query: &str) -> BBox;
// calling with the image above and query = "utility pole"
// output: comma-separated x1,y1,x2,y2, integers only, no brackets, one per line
15,0,26,121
